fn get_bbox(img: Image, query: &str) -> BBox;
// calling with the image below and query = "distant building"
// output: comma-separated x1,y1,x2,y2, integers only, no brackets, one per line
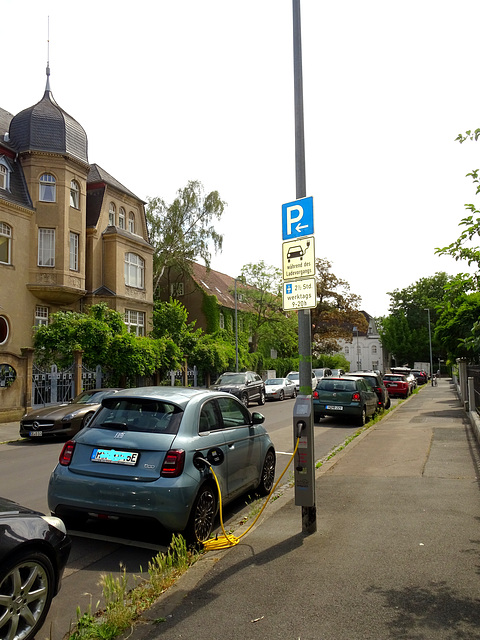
338,312,388,374
0,68,153,419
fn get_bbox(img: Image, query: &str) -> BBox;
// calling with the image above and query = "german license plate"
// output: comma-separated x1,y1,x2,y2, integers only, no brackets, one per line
91,448,139,465
29,431,43,437
326,405,343,410
389,383,397,387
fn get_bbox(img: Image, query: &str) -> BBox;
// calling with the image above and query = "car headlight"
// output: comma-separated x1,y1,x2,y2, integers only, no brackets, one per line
61,412,78,422
41,515,68,535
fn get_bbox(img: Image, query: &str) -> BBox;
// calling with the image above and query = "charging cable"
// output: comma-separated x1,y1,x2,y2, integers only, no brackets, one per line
202,436,301,551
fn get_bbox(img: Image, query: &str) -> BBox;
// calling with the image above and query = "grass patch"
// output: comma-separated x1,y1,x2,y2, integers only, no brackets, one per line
68,534,199,640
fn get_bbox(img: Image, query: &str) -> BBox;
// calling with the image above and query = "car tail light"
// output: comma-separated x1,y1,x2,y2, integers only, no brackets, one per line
313,390,319,398
352,392,361,402
161,449,185,477
59,440,76,466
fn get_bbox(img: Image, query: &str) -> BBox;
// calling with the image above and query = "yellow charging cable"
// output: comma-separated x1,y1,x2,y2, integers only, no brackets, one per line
202,437,301,551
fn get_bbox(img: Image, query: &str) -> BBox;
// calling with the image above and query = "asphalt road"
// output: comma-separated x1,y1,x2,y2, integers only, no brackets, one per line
0,395,401,640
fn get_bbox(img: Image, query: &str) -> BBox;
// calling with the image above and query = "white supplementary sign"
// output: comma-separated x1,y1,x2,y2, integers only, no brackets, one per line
282,236,315,280
282,277,317,310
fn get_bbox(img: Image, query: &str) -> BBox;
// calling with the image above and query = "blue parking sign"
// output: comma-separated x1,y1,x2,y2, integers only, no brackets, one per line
282,196,314,240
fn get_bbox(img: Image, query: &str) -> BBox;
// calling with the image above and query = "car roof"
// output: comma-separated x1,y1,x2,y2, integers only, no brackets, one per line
103,386,220,408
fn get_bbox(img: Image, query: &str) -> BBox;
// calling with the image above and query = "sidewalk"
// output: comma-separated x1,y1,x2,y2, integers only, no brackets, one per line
128,378,480,640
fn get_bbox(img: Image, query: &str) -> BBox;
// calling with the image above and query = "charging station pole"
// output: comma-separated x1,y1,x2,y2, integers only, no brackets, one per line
291,0,316,535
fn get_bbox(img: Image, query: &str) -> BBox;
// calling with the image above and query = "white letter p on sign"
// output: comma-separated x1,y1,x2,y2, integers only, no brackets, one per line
286,205,303,236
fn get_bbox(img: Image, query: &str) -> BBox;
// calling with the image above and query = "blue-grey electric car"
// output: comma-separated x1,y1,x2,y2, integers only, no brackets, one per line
47,387,276,543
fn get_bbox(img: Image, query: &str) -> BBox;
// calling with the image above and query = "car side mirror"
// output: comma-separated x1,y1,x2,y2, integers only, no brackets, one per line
251,412,265,425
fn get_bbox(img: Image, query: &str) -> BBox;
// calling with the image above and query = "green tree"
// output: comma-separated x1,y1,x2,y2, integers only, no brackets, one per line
434,292,480,363
311,258,367,355
435,129,480,292
146,181,226,297
377,273,451,366
236,261,285,353
33,303,181,386
151,299,201,358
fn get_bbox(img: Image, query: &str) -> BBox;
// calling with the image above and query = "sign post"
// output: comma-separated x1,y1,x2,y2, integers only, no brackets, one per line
289,0,316,535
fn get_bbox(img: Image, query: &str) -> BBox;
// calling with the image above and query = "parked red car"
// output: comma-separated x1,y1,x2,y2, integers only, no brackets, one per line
383,374,411,398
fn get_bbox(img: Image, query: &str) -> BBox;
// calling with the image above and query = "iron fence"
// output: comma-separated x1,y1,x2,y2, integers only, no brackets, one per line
467,365,480,414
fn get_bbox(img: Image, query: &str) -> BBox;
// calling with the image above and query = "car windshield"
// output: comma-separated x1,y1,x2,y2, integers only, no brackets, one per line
384,375,404,381
90,398,183,434
72,390,114,404
287,373,299,381
266,379,284,385
215,374,246,385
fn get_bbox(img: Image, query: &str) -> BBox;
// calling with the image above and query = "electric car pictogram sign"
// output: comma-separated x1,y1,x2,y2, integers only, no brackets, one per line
282,236,315,280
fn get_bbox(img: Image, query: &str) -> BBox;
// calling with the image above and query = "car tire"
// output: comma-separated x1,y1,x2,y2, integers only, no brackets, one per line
258,389,266,406
82,411,95,428
0,550,55,640
385,397,391,409
256,449,276,496
357,407,366,426
278,390,284,401
241,393,249,408
292,389,297,399
185,484,217,544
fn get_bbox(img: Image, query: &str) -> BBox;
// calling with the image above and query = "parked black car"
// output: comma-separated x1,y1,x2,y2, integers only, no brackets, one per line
0,497,71,640
410,369,428,384
210,371,266,407
349,371,391,410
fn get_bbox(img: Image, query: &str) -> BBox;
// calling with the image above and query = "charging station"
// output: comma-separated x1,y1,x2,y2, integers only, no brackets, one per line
293,394,316,509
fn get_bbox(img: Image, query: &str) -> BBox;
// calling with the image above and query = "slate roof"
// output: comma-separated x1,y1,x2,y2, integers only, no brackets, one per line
190,262,254,312
88,164,144,202
8,89,88,164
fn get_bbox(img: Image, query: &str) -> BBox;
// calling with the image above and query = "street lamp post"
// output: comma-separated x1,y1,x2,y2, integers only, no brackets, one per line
425,308,434,386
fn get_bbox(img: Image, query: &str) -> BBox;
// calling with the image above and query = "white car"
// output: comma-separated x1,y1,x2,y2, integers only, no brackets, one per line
286,371,317,392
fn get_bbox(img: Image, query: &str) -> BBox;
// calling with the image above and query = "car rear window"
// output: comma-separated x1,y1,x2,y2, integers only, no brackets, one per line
318,380,356,391
89,398,183,434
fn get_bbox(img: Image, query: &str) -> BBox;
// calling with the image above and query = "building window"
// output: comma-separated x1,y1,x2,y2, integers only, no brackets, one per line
0,316,9,344
70,180,80,208
109,202,116,226
124,252,144,288
372,345,377,354
0,222,11,264
372,360,379,370
35,306,49,327
125,309,145,336
119,207,125,229
38,228,55,267
128,212,135,233
345,346,349,355
39,173,56,202
219,313,225,329
170,282,184,297
69,232,79,271
0,165,7,190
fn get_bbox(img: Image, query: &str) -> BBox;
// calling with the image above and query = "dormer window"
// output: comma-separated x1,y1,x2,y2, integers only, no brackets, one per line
0,157,12,191
39,173,56,202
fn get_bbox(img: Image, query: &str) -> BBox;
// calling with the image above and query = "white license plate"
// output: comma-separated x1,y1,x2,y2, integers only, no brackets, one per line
389,383,397,387
29,431,43,437
91,448,139,465
326,405,343,411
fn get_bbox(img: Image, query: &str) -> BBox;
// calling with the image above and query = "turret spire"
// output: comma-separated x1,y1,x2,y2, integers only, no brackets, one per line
45,16,51,93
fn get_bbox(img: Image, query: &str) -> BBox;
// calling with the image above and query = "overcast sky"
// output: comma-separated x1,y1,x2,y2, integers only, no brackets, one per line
4,0,480,317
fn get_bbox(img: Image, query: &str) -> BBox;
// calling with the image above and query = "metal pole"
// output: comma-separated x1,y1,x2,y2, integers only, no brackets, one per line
292,0,316,535
425,308,434,386
234,279,239,372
